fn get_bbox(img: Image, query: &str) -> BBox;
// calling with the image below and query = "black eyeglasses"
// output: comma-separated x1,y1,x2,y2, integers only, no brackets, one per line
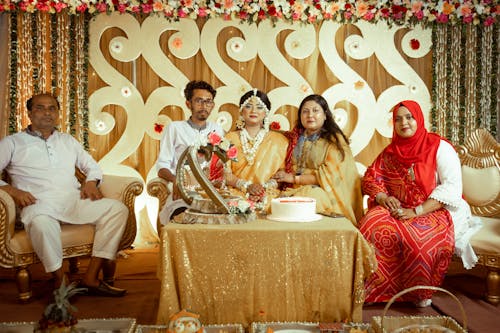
192,98,214,107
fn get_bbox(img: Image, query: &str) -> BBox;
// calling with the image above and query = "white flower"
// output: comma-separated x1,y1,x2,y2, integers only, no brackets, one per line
237,199,251,213
219,138,230,151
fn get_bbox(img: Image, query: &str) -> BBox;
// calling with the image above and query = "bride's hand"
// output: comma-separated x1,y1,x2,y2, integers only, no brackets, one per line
273,171,292,183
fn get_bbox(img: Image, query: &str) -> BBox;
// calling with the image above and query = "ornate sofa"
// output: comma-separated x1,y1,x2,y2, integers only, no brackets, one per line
0,173,144,301
147,177,170,234
456,128,500,305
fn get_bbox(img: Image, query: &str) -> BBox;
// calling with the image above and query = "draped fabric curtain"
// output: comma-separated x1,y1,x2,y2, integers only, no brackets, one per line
1,12,89,148
0,14,9,138
432,24,499,144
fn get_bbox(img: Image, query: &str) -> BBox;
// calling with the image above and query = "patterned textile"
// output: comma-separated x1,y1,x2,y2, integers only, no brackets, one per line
359,152,454,302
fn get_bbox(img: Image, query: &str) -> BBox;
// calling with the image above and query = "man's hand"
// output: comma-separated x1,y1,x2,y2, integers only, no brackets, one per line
1,186,36,208
80,181,103,201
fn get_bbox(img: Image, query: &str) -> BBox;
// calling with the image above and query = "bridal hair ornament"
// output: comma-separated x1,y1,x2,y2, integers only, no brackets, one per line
237,88,271,130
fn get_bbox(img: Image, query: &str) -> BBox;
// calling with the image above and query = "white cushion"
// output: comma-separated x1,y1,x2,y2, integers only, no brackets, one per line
462,166,499,206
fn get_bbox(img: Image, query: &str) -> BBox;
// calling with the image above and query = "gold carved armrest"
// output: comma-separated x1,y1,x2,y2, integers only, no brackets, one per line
147,177,171,211
100,174,144,249
0,187,17,267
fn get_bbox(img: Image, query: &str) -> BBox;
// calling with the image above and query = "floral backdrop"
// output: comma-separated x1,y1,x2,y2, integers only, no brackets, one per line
1,0,498,26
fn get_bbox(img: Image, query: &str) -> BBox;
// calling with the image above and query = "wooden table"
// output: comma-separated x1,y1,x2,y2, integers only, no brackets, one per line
156,217,376,327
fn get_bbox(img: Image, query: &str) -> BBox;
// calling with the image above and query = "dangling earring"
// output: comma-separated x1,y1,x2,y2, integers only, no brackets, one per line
263,114,270,131
236,116,245,130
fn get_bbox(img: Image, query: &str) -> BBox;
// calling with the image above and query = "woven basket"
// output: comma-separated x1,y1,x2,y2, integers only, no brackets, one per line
371,286,467,333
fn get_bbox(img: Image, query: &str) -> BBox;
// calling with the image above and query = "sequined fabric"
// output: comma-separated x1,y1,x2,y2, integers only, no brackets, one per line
156,217,376,327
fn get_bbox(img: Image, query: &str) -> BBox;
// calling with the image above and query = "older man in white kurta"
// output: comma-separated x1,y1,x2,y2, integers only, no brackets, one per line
0,93,128,297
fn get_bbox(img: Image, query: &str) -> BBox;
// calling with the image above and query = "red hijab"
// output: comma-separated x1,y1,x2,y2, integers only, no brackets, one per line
384,100,442,197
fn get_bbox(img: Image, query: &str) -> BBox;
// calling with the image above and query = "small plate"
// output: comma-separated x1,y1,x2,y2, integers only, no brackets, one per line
266,214,323,222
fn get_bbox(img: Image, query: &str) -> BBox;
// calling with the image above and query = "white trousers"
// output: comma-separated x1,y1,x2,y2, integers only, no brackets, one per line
24,198,128,273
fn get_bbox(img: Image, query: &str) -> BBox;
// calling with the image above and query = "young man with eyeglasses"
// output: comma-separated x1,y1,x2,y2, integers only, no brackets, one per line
156,80,224,224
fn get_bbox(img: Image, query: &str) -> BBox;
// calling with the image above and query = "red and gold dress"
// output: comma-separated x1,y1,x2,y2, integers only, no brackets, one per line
359,147,454,303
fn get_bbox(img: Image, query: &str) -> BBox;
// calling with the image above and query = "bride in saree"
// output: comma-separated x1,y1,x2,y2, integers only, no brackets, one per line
272,94,363,225
211,89,288,210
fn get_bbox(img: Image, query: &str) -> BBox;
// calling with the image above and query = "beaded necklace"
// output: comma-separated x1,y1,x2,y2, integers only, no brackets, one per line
240,128,267,166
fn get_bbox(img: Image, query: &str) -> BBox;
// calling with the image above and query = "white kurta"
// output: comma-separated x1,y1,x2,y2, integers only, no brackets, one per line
156,120,224,225
430,140,483,269
0,130,128,272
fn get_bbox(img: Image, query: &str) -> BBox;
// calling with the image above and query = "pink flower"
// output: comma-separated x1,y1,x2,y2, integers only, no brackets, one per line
54,2,67,13
462,15,473,24
208,132,222,146
198,7,208,17
227,146,238,160
344,11,352,20
178,9,187,18
436,13,449,23
95,3,107,13
363,11,374,21
415,10,424,20
117,4,127,13
484,16,495,26
142,4,153,14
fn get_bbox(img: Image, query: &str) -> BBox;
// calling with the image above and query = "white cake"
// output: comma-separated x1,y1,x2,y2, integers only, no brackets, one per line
268,196,321,222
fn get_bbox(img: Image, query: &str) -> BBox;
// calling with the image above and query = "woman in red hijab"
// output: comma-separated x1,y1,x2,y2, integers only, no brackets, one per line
359,100,476,307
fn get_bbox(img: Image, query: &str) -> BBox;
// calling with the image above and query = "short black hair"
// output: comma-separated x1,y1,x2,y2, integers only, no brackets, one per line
27,93,60,111
184,80,217,101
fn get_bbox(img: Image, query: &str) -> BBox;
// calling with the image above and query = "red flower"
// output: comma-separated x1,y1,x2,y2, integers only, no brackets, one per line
208,131,222,146
76,4,88,12
410,38,420,50
270,121,281,131
258,9,266,20
227,146,238,160
239,11,248,20
154,123,164,134
268,5,277,16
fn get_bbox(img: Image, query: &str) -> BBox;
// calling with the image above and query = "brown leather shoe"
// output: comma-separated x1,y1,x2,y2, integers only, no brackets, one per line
83,281,126,297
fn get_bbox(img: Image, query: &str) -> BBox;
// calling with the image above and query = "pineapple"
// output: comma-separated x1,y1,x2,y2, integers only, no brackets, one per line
35,277,87,333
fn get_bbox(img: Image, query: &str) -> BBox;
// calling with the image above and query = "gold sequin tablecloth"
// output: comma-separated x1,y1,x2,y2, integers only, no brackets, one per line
156,217,376,327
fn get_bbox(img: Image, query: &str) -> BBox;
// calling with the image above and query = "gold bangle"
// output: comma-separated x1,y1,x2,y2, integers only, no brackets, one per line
294,175,300,185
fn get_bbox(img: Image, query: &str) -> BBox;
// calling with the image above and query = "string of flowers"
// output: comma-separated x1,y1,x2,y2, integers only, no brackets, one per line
8,12,18,135
0,1,497,27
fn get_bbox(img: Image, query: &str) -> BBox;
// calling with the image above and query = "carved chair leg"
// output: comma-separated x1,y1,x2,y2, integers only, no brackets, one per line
15,266,32,302
485,266,500,305
69,257,80,274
